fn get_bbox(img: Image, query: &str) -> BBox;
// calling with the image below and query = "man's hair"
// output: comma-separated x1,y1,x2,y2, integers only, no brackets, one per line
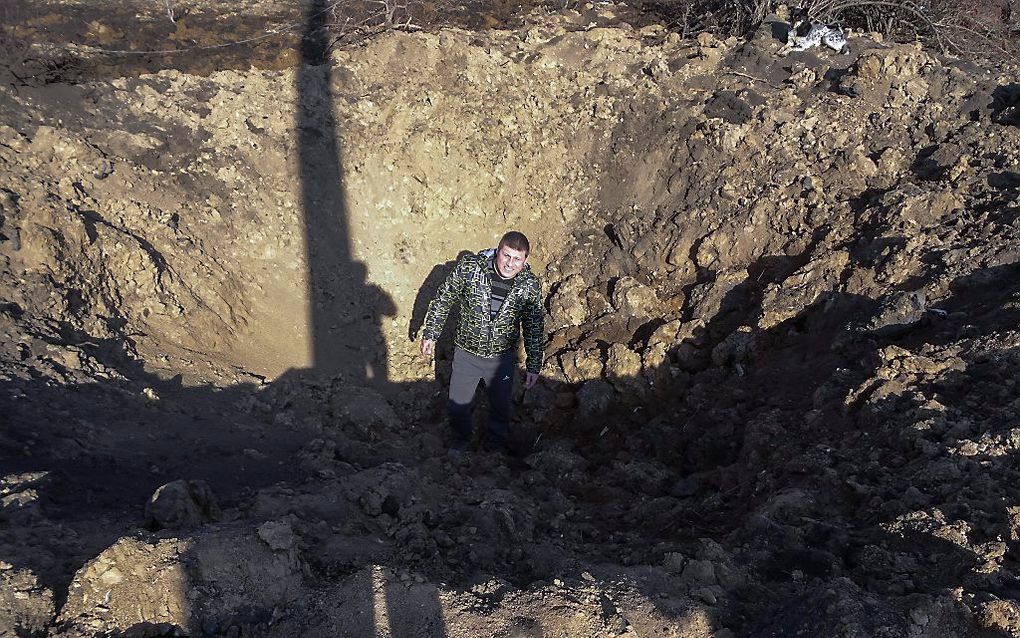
498,231,530,255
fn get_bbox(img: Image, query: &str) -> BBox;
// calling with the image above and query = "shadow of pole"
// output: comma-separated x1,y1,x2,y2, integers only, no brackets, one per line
295,3,443,636
296,0,395,384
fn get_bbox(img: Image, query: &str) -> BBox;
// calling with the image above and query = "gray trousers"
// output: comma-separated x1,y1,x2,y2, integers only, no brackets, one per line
448,347,515,449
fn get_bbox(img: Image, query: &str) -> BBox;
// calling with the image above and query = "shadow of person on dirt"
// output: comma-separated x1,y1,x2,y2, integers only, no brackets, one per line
410,250,471,426
408,251,472,343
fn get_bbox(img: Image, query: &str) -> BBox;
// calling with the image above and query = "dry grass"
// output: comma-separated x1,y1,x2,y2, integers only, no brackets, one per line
0,5,30,83
0,5,84,86
326,0,462,47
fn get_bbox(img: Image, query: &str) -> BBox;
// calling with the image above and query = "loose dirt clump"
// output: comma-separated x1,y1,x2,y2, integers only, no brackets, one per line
2,2,1020,636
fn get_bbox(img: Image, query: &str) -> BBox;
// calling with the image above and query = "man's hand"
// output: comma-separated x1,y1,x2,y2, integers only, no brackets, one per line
420,339,435,358
524,371,540,389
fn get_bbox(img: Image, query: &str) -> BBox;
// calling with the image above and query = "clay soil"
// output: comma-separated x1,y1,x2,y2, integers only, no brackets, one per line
2,0,1020,636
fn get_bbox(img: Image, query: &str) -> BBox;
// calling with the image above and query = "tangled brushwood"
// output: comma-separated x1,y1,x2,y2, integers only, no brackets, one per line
806,0,1018,57
640,0,1018,59
324,0,500,48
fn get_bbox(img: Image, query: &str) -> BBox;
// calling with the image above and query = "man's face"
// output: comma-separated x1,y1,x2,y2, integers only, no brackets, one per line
495,244,528,279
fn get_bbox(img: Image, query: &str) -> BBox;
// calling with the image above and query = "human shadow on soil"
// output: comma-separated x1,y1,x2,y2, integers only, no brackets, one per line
409,251,472,343
410,251,471,417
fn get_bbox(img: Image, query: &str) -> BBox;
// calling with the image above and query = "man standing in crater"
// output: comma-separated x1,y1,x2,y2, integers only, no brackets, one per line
420,231,545,453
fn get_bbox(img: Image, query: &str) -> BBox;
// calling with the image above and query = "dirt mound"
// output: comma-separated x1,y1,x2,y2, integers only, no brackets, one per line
2,3,1020,636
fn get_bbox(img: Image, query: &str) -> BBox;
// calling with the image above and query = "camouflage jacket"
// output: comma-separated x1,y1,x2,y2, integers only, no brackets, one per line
423,249,545,373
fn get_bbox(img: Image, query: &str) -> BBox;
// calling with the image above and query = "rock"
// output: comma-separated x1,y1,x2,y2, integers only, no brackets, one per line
877,143,909,174
575,379,615,422
710,326,756,367
0,564,55,637
144,479,221,531
605,343,643,392
975,541,1007,563
57,537,192,634
296,438,342,472
851,48,927,83
1007,505,1020,541
976,599,1020,634
611,276,660,317
59,528,306,636
359,486,388,516
641,341,670,384
559,347,604,383
548,274,590,327
258,520,297,551
686,270,745,322
672,341,708,372
663,552,686,573
697,31,717,47
864,290,929,337
0,473,47,524
758,251,849,330
679,559,717,588
188,526,306,619
693,586,719,605
921,144,966,179
902,485,928,508
649,320,680,345
330,385,399,436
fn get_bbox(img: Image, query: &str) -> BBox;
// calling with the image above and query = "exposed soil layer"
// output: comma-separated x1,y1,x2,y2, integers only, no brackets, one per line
3,2,1020,637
